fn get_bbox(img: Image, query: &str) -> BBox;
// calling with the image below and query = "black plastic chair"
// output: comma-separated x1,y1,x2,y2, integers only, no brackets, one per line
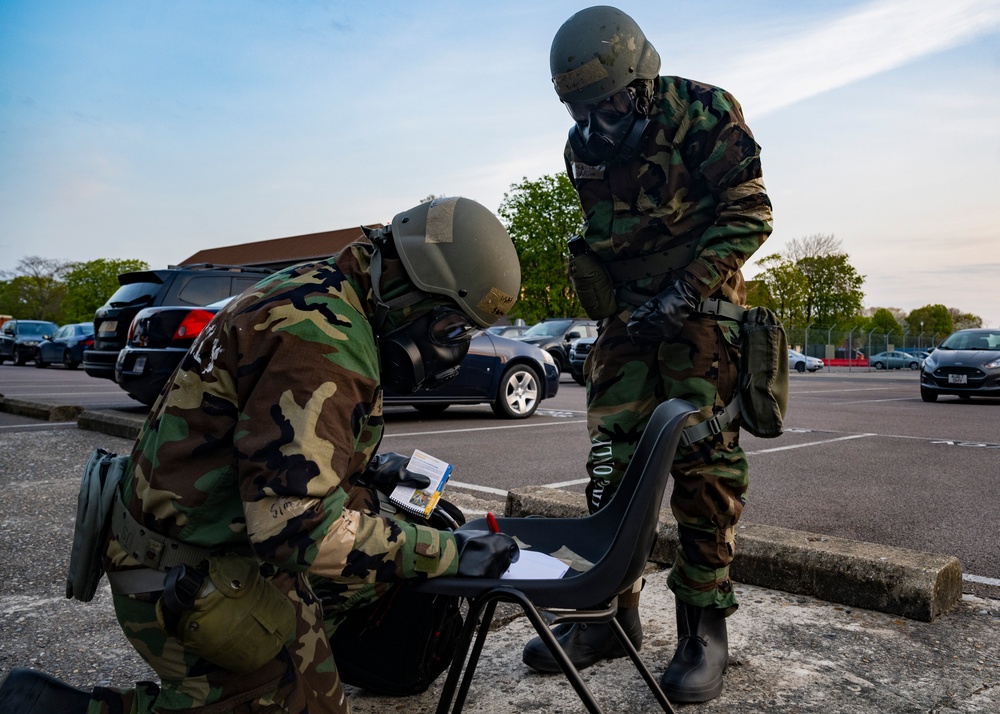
414,398,698,714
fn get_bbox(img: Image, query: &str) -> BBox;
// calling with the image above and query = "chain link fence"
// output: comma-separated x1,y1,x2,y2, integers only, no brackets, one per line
784,324,945,365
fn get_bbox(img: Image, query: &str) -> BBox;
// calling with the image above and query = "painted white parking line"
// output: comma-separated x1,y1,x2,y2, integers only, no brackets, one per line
832,397,915,405
963,573,1000,587
383,419,585,439
543,478,590,488
447,480,508,496
0,422,77,431
794,387,895,395
748,433,876,455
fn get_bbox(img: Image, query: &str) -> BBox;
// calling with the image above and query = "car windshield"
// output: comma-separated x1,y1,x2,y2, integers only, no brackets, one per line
17,323,56,335
937,330,1000,350
522,319,572,338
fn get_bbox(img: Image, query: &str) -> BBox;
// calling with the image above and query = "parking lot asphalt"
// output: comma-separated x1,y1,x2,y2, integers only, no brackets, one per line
1,380,999,712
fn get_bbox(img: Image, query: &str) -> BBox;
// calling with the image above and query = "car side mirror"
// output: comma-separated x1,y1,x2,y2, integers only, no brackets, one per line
566,331,581,341
42,334,52,341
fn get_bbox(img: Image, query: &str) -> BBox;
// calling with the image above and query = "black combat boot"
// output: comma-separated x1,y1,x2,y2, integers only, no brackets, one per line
521,606,643,673
0,668,91,713
659,600,729,702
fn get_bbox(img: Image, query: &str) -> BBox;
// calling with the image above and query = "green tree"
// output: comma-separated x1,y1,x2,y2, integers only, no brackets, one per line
0,256,69,321
798,253,865,327
62,258,149,323
905,305,953,345
867,308,902,338
948,308,982,331
496,174,585,323
751,253,809,328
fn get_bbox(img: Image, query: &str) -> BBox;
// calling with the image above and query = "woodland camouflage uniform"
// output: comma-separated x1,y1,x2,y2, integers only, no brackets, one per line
93,244,460,714
570,76,773,613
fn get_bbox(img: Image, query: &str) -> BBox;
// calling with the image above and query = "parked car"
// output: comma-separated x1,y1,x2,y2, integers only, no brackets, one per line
384,333,559,419
117,300,559,418
788,349,823,373
85,263,273,383
488,324,530,338
514,317,599,374
568,336,595,385
869,350,921,370
0,319,60,365
919,328,1000,402
33,322,95,369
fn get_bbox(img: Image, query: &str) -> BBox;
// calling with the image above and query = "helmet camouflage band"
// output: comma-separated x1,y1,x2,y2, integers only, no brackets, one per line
550,5,660,105
390,197,520,328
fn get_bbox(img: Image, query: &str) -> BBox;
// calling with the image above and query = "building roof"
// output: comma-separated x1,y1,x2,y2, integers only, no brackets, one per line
177,225,378,271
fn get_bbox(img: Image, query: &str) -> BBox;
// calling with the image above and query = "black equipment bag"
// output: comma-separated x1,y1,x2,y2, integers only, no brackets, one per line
331,497,466,695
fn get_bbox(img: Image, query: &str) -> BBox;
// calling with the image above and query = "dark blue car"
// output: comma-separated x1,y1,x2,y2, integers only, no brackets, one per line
116,300,559,418
34,322,95,369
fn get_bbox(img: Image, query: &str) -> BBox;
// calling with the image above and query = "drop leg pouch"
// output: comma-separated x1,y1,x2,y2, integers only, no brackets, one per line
157,555,296,674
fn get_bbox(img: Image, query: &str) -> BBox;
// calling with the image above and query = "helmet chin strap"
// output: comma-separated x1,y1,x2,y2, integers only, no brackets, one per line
367,226,426,337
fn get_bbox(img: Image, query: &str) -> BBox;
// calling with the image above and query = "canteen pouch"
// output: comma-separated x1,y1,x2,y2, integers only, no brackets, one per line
568,235,619,320
156,555,296,674
66,448,130,602
737,306,789,438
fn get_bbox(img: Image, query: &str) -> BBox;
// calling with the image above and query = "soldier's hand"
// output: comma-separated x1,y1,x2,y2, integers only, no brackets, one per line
626,279,700,344
359,452,431,496
453,530,519,579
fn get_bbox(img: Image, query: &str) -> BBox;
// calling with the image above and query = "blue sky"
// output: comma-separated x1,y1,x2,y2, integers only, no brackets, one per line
2,0,999,328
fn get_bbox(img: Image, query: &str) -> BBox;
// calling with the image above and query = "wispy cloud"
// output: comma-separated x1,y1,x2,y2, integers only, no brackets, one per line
725,0,1000,116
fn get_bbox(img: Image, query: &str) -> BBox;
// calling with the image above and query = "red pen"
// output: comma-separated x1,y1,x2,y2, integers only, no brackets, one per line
486,512,499,534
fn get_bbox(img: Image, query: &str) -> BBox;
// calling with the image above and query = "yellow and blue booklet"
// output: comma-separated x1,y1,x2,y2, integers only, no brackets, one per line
389,450,452,518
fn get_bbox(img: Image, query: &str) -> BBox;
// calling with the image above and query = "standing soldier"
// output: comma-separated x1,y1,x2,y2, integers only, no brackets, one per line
520,6,773,703
1,197,521,713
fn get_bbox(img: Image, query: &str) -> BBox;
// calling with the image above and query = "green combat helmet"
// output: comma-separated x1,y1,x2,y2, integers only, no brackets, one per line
550,5,660,106
390,197,520,328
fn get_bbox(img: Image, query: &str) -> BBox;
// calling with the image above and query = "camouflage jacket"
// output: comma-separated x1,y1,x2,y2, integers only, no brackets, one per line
565,75,773,305
109,244,459,582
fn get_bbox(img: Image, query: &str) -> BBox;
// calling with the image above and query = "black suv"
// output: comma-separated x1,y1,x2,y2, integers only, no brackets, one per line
83,264,273,382
515,317,599,374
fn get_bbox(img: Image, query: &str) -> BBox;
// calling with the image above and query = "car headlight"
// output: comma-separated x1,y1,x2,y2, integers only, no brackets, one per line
984,357,1000,370
922,356,937,371
541,351,555,365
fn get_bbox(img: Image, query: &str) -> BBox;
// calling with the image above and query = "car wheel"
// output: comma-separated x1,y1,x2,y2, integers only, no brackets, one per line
795,361,806,373
64,350,79,369
908,362,919,370
874,361,885,370
413,404,450,415
548,352,563,375
920,387,937,402
14,351,28,366
571,369,586,386
491,364,541,419
34,349,48,368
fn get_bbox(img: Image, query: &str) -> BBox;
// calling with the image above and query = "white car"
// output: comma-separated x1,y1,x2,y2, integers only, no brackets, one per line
788,349,823,373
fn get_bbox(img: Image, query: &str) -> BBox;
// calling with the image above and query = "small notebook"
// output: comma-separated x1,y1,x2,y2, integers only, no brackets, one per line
389,450,452,518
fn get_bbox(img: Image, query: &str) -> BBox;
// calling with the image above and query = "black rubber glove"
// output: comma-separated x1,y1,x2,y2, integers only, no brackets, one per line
453,529,520,579
359,452,430,496
626,279,700,344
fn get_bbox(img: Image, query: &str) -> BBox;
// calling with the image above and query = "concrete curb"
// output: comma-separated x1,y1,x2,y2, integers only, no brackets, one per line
76,409,144,440
507,486,962,622
0,396,83,422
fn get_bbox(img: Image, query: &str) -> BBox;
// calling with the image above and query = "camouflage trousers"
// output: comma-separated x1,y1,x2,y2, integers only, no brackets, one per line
585,310,747,613
86,487,436,713
89,569,346,714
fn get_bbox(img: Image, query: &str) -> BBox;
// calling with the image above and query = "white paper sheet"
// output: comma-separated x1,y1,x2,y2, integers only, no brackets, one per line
501,549,571,580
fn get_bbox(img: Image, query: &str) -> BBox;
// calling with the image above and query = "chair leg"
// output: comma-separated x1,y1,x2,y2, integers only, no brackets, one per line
607,617,677,713
506,591,606,714
435,597,499,714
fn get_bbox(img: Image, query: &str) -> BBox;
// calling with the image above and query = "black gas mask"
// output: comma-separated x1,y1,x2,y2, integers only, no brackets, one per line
566,87,651,166
379,306,479,394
